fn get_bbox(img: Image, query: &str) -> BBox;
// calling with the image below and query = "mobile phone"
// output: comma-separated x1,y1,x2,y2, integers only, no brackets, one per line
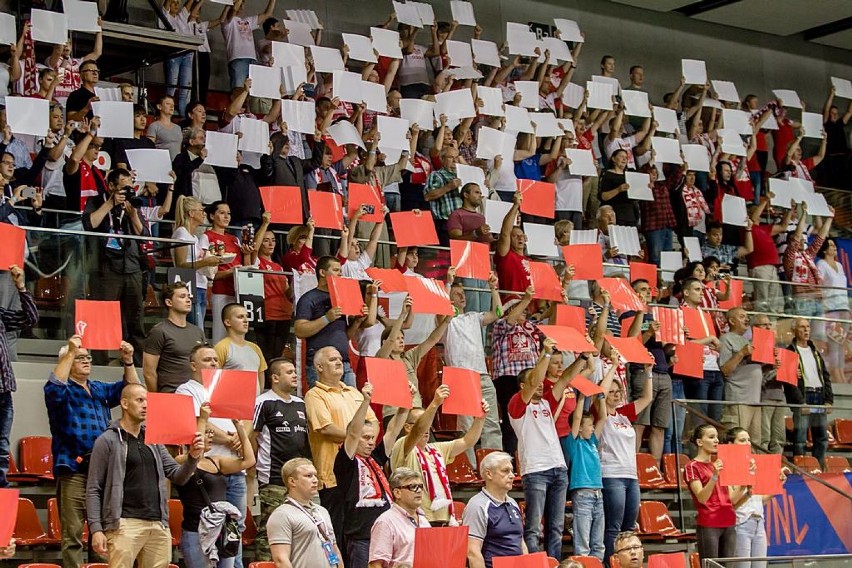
302,83,316,97
21,187,37,200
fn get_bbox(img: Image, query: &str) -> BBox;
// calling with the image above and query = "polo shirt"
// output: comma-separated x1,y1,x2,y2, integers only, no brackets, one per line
462,489,523,568
267,500,337,568
719,332,763,404
369,504,431,567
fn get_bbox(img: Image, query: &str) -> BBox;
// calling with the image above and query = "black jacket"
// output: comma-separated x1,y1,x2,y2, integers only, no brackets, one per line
784,341,834,405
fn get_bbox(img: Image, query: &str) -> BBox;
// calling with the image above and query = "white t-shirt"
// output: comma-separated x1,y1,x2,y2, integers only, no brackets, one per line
508,395,566,476
817,259,849,313
796,345,821,389
172,225,210,288
442,312,487,374
604,135,637,170
554,170,583,212
599,404,638,479
221,15,259,62
341,252,372,281
175,379,241,461
189,20,211,53
355,321,384,358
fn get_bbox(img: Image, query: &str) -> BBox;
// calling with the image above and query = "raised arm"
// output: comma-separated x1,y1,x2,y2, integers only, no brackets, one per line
343,383,375,458
520,338,556,403
402,384,448,457
496,191,521,257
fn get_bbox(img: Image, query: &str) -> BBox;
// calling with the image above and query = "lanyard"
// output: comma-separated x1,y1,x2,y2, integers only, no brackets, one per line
285,498,333,543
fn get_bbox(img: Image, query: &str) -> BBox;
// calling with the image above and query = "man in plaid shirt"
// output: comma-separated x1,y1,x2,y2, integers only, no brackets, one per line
783,201,834,317
424,146,462,245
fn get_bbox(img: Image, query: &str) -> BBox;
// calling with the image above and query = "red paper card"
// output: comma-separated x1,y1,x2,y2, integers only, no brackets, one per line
451,240,491,280
390,210,439,247
682,306,714,339
493,551,550,568
555,304,587,334
328,276,365,316
528,261,563,301
538,325,597,353
752,454,784,495
75,300,122,350
751,326,776,364
673,341,705,379
145,393,198,445
364,357,413,409
599,278,645,312
0,488,19,547
441,367,484,417
562,244,603,280
652,306,686,345
570,375,604,397
630,261,658,293
348,183,385,223
516,179,556,219
406,277,454,315
776,349,799,386
365,267,409,292
716,443,753,486
0,223,25,271
259,186,303,225
606,335,655,364
307,191,345,230
201,369,257,420
413,526,469,568
648,552,687,568
620,314,637,338
718,278,744,310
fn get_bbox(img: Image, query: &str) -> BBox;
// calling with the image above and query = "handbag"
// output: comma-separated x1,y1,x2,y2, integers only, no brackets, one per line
196,476,241,558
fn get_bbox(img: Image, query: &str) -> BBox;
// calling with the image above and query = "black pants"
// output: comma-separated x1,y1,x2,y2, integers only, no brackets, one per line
696,525,737,561
494,374,520,458
319,486,344,553
196,52,211,106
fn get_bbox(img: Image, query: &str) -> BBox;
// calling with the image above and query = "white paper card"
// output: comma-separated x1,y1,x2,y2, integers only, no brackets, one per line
412,2,435,25
6,97,49,136
477,86,504,116
471,39,500,67
524,223,558,257
554,19,583,42
681,59,706,85
361,81,387,113
126,149,173,183
64,0,101,32
476,127,515,161
506,23,538,57
236,118,270,154
651,137,682,164
281,65,308,96
399,99,435,130
789,177,814,195
0,13,16,46
718,128,746,156
450,1,477,26
393,1,423,27
586,81,613,110
204,131,239,168
772,89,802,108
622,90,651,118
90,101,133,139
653,106,679,134
530,112,562,138
446,66,482,81
285,9,321,30
721,109,751,136
660,252,682,282
484,199,514,233
514,81,540,109
712,80,740,103
280,100,315,134
557,118,575,136
801,192,833,217
565,149,598,177
435,89,476,120
282,20,314,47
769,178,793,208
681,144,711,172
801,112,824,139
703,98,723,110
310,45,344,73
371,27,402,59
570,229,597,245
444,40,472,68
543,37,573,63
591,75,620,91
831,77,852,100
684,237,703,262
763,114,779,130
504,105,534,134
609,225,641,257
721,194,748,227
332,70,363,104
271,41,305,70
562,83,584,109
249,64,282,99
626,172,652,201
32,9,68,45
94,86,121,101
377,115,410,150
327,120,365,150
342,33,377,63
456,164,486,189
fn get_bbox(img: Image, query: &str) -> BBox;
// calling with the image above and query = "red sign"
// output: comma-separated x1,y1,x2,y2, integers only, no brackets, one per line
365,267,409,292
348,183,385,223
562,244,603,280
406,277,454,315
201,369,257,420
516,179,556,219
259,185,303,225
0,223,25,271
450,240,491,280
364,357,413,409
328,275,365,316
390,210,439,247
528,261,563,301
145,393,198,445
308,191,345,230
441,367,484,417
538,325,597,353
75,300,122,350
598,278,644,312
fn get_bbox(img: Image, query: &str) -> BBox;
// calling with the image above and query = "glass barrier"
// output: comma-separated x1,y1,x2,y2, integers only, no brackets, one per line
704,556,852,568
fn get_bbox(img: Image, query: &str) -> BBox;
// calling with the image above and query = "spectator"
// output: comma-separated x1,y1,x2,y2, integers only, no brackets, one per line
754,315,786,455
508,338,568,559
142,281,206,393
719,307,763,446
160,0,194,117
305,346,379,546
747,191,791,314
612,531,644,568
175,402,255,568
447,183,494,311
546,150,585,229
786,318,833,469
282,220,318,274
672,168,711,247
626,66,644,91
48,29,102,103
82,167,150,362
604,108,652,177
251,358,311,561
86,384,203,566
397,21,440,99
220,0,276,90
340,207,385,281
822,86,852,189
599,149,637,227
172,195,220,325
542,348,592,470
391,385,487,525
63,119,107,215
462,451,526,568
249,214,294,361
367,467,431,567
600,55,616,77
679,277,724,424
701,221,753,271
784,132,826,182
44,335,138,568
597,206,629,276
267,457,342,568
172,127,222,204
205,201,247,342
495,191,531,300
65,59,99,122
112,105,155,170
295,256,358,388
214,303,268,394
783,202,833,318
639,164,677,267
260,129,310,223
217,152,265,230
815,239,849,382
424,146,462,244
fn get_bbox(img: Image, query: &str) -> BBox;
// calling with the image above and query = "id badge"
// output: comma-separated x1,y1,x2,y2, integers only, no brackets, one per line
106,237,122,250
321,541,340,566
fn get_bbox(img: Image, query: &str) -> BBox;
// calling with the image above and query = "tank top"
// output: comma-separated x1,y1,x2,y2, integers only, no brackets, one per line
176,457,229,531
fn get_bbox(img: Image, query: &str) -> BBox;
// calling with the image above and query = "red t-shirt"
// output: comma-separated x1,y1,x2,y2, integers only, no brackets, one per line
542,379,578,438
281,246,317,274
495,249,531,299
205,231,241,296
257,256,291,320
746,224,779,270
773,119,796,168
684,459,736,528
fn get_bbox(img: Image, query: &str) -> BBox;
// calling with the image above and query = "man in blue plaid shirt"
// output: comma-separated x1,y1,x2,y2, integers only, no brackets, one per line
424,146,463,245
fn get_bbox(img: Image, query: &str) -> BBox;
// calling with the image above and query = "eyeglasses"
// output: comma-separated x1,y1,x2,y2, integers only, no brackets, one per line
1,159,15,166
74,355,93,362
616,545,644,554
83,69,100,74
398,484,424,492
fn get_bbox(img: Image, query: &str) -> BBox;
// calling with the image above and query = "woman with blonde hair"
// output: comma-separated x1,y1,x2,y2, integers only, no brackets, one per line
172,194,223,325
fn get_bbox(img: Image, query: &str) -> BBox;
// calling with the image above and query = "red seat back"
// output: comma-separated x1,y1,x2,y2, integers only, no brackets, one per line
636,453,665,488
168,499,183,546
14,498,50,540
690,552,701,568
638,501,679,535
19,436,54,477
825,455,850,474
445,452,479,485
452,500,466,523
835,419,852,444
793,455,822,475
243,508,257,546
662,453,688,485
570,556,605,568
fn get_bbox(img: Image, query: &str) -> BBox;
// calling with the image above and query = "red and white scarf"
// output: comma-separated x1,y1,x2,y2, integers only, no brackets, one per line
20,21,38,96
414,445,454,515
79,162,105,212
354,454,392,508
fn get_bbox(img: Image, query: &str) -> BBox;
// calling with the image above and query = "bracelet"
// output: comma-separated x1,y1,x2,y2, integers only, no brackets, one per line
324,314,331,324
123,361,134,367
17,287,26,293
544,353,552,358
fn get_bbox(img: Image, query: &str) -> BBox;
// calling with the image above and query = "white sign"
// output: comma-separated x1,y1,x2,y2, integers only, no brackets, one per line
310,45,345,73
332,70,363,104
622,90,651,118
553,18,583,42
609,225,641,257
371,27,402,59
90,101,133,139
681,144,710,172
327,120,365,150
651,137,683,164
450,0,477,26
6,97,49,136
711,80,740,103
653,106,679,134
445,40,473,68
772,89,803,109
282,20,314,46
626,172,652,201
126,149,173,184
477,86,504,116
514,81,540,109
681,59,707,85
471,39,500,67
524,223,559,258
204,131,239,168
32,9,68,45
281,100,315,135
64,0,101,32
565,149,598,177
342,33,377,63
399,98,435,130
801,112,824,139
249,64,282,99
0,13,16,46
721,194,748,227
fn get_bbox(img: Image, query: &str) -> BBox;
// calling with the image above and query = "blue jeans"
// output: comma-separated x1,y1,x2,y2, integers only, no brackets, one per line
181,529,236,568
225,473,247,568
664,378,686,455
189,287,207,328
165,52,193,117
346,538,370,568
306,361,356,388
602,477,640,563
0,392,11,487
229,58,255,91
793,390,829,466
521,467,568,559
384,193,401,213
572,488,605,560
644,229,673,268
683,370,724,424
749,171,762,203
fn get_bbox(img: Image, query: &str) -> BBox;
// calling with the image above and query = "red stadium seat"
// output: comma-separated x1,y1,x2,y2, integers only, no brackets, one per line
168,499,183,547
824,455,850,474
635,453,669,489
18,436,54,481
80,564,109,568
248,563,276,568
452,501,466,523
834,419,852,449
14,498,60,547
662,453,689,487
18,565,63,568
793,455,822,475
638,501,694,540
243,509,257,546
570,555,604,568
690,552,700,568
446,452,482,488
6,453,43,484
548,558,560,568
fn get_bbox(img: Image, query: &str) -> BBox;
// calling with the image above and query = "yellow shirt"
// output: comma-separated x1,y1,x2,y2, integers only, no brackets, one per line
390,437,456,523
305,381,377,489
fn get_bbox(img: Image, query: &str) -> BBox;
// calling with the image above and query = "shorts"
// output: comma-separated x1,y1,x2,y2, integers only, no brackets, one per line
630,368,672,428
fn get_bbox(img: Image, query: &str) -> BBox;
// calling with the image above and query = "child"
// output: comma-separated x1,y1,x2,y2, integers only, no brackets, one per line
685,424,748,561
214,303,269,394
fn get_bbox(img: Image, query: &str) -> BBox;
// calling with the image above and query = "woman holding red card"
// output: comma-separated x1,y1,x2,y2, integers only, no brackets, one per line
204,201,248,342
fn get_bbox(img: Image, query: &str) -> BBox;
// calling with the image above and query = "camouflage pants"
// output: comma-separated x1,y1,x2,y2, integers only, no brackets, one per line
254,484,288,561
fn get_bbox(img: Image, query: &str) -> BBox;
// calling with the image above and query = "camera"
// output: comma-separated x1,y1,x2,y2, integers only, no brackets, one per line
120,186,144,208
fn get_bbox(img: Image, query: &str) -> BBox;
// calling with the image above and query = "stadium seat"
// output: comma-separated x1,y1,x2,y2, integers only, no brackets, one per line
452,500,466,523
18,436,54,481
635,453,670,489
243,508,257,546
690,552,700,568
248,563,275,568
662,453,689,487
793,455,822,475
475,447,498,471
570,555,604,568
824,455,850,473
446,452,482,487
80,564,109,568
6,453,43,484
834,419,852,449
14,498,60,547
168,499,183,547
33,275,66,310
548,558,560,568
638,501,694,540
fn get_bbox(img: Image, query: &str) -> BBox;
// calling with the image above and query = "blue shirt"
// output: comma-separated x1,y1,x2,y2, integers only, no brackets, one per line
462,489,523,568
565,432,603,490
514,153,543,181
44,373,125,474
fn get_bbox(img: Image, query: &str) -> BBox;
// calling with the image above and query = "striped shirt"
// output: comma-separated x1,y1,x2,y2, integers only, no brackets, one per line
0,289,38,393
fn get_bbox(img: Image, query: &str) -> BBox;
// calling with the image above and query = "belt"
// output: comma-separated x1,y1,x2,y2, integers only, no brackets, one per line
805,387,823,392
